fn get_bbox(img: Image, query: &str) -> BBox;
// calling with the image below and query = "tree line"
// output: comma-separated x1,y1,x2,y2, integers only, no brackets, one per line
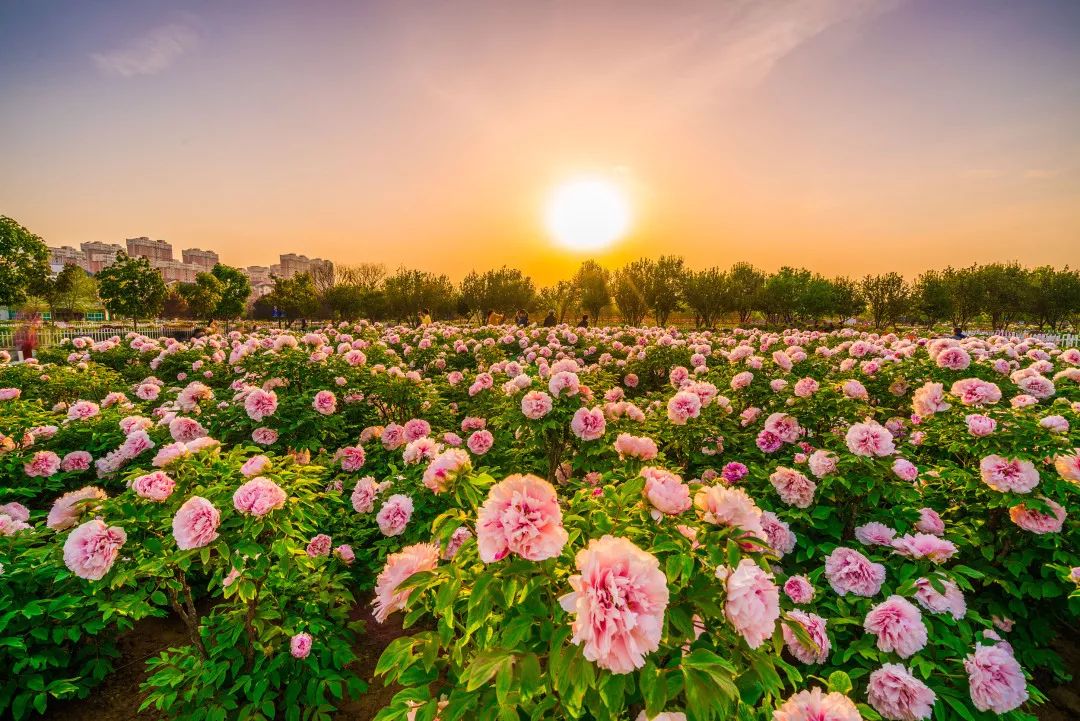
3,215,1079,330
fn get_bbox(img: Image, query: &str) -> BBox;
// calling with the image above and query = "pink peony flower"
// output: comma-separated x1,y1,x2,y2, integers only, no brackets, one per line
936,346,971,370
351,477,386,513
61,450,93,472
306,533,332,557
891,533,957,563
614,433,659,461
172,496,220,550
864,596,927,658
372,542,440,622
769,467,816,508
716,559,779,649
233,477,287,517
560,535,669,674
1054,451,1080,483
152,442,191,468
1009,498,1066,534
694,485,766,542
467,430,494,455
252,427,278,445
24,450,61,478
337,445,367,471
824,547,886,597
892,458,918,482
422,448,471,493
641,467,692,517
721,462,749,483
477,474,568,562
312,390,337,415
784,575,815,604
855,522,897,547
63,519,126,580
914,508,945,536
964,643,1029,713
845,421,896,457
47,486,107,530
867,663,937,721
520,390,553,419
571,406,607,441
240,454,270,477
782,610,830,664
951,378,1002,406
132,471,176,502
979,455,1039,493
335,544,355,564
912,382,950,417
914,577,966,620
290,632,312,659
807,450,838,478
667,391,702,425
773,688,861,721
761,511,796,557
376,494,414,536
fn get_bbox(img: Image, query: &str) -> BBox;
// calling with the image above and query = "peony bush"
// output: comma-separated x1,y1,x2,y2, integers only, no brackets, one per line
0,323,1077,720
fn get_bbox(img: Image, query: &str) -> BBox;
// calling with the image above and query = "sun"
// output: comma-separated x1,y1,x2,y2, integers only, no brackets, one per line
544,176,632,251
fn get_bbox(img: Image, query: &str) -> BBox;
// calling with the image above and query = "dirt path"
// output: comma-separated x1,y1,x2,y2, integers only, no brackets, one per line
40,613,1080,720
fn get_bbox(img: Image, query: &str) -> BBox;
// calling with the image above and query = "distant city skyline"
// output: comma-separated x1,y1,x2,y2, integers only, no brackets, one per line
3,0,1079,284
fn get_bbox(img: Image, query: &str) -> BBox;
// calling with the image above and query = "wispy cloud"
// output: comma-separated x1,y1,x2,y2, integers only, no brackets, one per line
92,23,199,77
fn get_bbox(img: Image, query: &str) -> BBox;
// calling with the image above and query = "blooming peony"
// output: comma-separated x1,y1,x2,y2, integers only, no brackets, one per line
769,467,816,508
373,542,440,622
47,486,108,530
477,474,568,562
376,494,414,536
864,596,927,658
845,421,896,457
773,688,861,721
233,477,288,516
132,471,176,502
867,663,937,721
290,632,312,659
782,610,830,664
824,547,886,597
172,496,220,550
560,535,669,673
979,455,1039,493
63,519,126,580
964,643,1029,713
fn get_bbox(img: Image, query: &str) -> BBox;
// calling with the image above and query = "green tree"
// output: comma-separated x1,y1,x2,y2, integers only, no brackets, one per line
383,268,456,321
180,273,224,320
0,216,51,307
976,262,1030,331
828,277,865,322
682,267,727,328
209,264,251,326
48,264,99,320
459,267,535,321
268,273,320,325
611,259,651,326
860,272,909,329
1026,266,1080,330
725,262,766,325
643,255,685,326
911,270,953,328
536,281,577,324
96,253,166,327
572,260,610,323
759,267,812,325
941,265,983,330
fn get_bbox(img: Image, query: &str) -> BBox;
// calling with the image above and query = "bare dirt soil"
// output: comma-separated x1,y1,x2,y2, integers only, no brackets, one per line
40,613,1080,720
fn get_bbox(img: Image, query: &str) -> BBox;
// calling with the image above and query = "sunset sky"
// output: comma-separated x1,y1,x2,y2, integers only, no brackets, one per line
1,0,1078,284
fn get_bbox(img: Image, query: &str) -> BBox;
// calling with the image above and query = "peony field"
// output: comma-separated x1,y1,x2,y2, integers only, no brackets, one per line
1,323,1078,721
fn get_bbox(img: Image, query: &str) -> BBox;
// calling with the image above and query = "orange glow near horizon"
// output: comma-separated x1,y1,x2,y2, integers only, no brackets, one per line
1,1,1078,286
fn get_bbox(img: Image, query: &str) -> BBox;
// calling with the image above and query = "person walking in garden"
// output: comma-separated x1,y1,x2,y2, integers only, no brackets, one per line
419,307,432,326
514,308,529,327
543,310,556,327
578,313,589,328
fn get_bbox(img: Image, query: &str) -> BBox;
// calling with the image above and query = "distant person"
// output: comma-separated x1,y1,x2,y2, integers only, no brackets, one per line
953,326,966,340
514,309,529,327
486,309,503,325
578,314,589,328
542,310,556,327
300,318,308,332
420,307,432,326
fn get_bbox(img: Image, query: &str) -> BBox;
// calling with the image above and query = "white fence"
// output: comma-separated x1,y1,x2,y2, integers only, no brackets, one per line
970,330,1079,348
0,323,169,351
